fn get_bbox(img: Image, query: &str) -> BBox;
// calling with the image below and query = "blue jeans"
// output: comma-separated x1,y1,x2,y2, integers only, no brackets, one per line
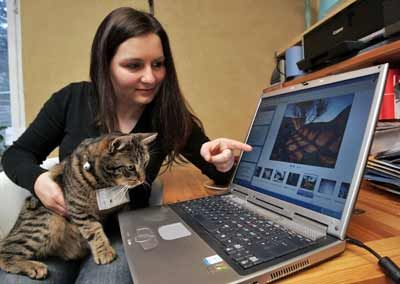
0,230,133,284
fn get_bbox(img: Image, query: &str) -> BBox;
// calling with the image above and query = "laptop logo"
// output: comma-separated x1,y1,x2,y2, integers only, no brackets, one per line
332,26,344,36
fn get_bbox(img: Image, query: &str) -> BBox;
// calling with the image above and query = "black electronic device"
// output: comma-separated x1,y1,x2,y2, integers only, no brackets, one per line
297,40,366,72
383,0,400,37
298,0,400,72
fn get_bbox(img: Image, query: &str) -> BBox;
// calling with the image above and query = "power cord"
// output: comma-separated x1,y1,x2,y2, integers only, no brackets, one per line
346,236,400,283
274,53,286,77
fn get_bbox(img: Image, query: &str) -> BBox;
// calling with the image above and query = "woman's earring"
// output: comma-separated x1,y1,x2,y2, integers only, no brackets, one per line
83,161,91,171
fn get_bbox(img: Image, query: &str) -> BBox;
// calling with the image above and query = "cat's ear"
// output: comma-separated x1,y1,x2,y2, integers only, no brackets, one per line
109,135,133,153
134,133,158,145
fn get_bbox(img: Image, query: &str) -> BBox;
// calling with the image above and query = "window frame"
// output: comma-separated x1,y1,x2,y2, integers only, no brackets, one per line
6,0,25,128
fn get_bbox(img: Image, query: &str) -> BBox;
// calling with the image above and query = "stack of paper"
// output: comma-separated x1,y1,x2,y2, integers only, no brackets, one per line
365,122,400,195
365,157,400,194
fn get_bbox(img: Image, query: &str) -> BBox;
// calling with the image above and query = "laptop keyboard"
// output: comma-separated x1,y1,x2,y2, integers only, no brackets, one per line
175,195,316,270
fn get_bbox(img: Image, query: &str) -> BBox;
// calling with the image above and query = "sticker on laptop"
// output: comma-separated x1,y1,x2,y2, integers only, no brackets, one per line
203,255,228,273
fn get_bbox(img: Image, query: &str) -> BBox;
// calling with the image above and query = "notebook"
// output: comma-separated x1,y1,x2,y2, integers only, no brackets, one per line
118,64,388,284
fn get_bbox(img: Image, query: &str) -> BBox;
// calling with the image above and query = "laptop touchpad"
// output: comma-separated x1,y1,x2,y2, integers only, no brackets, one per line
158,222,192,240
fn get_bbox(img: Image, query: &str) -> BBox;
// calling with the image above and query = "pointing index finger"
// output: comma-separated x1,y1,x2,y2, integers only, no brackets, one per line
221,139,252,152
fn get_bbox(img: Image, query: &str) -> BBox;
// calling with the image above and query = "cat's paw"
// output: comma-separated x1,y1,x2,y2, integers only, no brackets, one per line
93,245,117,264
23,261,48,279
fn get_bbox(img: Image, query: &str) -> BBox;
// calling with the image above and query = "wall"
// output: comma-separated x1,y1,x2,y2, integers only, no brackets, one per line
21,0,304,142
20,0,149,123
156,0,304,141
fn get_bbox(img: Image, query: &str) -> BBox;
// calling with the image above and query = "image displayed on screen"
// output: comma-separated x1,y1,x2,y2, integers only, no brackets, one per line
270,94,354,168
272,170,286,183
286,172,300,187
300,174,318,191
338,182,350,199
262,168,273,180
254,166,262,178
318,178,336,195
233,73,379,220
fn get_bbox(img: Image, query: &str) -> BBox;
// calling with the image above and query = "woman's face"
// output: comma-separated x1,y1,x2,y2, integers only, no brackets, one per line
110,33,166,107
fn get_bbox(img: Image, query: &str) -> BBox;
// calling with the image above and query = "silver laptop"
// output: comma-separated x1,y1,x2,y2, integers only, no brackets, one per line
119,64,388,284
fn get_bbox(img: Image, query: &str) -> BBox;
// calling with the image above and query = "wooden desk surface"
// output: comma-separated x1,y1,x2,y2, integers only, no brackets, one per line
159,164,400,284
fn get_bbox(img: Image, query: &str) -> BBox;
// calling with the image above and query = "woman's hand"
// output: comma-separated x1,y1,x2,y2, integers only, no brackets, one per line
201,138,252,172
34,172,68,216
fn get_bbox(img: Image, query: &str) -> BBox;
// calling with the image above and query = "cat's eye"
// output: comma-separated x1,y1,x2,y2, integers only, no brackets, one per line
106,165,124,173
127,165,135,171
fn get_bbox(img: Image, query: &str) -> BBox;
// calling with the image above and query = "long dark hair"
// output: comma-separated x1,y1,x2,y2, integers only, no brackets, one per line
90,7,203,167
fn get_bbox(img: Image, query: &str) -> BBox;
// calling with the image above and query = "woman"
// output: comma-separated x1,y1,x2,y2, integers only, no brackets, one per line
1,7,251,284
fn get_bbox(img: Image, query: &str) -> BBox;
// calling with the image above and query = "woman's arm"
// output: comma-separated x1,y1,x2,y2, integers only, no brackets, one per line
181,123,251,185
1,86,71,193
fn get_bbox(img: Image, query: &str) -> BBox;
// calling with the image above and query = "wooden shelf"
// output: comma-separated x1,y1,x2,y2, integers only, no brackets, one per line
265,39,400,93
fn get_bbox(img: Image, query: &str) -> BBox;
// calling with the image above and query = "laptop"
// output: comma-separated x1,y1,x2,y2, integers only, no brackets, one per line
119,64,388,284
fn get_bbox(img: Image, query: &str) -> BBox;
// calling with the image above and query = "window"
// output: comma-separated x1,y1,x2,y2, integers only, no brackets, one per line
0,0,10,126
0,0,24,130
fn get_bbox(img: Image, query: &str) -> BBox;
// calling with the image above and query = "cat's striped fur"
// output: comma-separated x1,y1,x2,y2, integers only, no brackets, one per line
0,132,156,279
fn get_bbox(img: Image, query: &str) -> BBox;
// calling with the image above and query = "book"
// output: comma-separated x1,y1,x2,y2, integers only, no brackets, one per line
379,68,400,120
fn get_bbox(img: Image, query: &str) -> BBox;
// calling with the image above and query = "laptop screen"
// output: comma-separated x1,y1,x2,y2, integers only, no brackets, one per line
233,73,379,220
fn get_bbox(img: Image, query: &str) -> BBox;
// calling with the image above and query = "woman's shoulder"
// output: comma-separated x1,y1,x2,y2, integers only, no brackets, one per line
55,81,94,96
49,81,94,102
42,81,94,112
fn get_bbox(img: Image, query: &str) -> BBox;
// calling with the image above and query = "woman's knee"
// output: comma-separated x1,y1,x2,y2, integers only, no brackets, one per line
0,257,79,284
75,234,132,284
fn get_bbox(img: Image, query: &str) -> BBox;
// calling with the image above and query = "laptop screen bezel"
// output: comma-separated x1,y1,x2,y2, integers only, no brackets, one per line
230,64,388,239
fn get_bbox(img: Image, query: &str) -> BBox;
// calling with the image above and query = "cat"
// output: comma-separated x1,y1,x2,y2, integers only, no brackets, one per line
0,132,156,279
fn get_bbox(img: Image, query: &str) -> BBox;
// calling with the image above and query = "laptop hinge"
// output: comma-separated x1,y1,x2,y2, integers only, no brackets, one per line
231,186,250,201
290,213,328,240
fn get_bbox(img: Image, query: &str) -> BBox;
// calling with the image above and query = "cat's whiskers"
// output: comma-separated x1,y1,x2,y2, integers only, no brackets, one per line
113,185,130,203
113,180,145,203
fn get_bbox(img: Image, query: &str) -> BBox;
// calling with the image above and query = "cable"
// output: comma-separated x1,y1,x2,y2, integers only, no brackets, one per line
346,237,382,259
274,54,285,77
346,236,400,283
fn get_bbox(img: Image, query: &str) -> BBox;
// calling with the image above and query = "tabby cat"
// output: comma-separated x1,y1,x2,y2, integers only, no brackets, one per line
0,132,156,279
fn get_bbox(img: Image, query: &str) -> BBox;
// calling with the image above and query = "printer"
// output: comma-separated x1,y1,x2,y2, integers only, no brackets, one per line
297,0,400,72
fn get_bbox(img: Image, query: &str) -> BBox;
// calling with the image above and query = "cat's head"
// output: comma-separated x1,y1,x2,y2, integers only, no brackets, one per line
72,132,157,188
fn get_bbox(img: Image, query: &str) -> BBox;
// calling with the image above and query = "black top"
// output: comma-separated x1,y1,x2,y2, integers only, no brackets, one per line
2,82,233,208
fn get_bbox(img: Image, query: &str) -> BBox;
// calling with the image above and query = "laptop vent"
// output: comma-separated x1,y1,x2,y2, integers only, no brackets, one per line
268,259,310,282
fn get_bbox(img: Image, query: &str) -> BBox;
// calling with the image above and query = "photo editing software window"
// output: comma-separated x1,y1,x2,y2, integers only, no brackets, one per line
234,74,379,219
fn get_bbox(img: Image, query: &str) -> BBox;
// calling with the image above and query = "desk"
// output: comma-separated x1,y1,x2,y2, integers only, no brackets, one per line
160,164,400,284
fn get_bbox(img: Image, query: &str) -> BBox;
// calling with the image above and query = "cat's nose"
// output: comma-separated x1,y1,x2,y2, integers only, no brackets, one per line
137,171,146,183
